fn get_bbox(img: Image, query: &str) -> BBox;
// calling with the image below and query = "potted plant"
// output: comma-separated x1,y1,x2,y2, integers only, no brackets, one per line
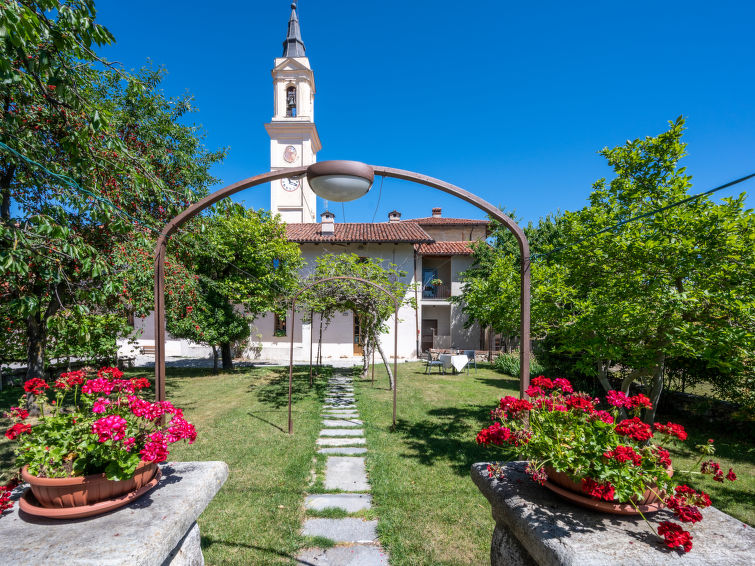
2,367,196,518
476,376,737,553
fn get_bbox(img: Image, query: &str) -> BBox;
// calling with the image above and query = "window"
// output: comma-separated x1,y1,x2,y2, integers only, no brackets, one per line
274,313,287,337
286,86,296,117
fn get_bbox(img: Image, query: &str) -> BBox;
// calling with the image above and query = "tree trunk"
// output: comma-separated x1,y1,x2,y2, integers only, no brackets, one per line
25,310,47,416
596,360,612,393
375,338,394,390
212,346,219,373
620,368,643,394
643,353,666,424
0,163,14,222
26,310,47,381
488,327,493,361
317,316,323,366
221,342,233,370
360,337,370,379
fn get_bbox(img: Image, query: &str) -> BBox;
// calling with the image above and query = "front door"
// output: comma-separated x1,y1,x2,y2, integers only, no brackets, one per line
421,319,438,352
353,313,364,356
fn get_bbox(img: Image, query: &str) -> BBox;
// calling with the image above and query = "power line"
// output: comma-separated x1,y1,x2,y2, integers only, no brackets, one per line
530,172,755,262
0,140,162,236
371,174,384,223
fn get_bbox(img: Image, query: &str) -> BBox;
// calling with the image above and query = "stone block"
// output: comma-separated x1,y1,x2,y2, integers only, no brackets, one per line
296,544,388,565
322,419,363,427
302,518,378,543
320,428,364,437
2,461,228,566
324,457,369,491
317,447,368,455
305,493,372,512
317,437,366,446
472,462,755,566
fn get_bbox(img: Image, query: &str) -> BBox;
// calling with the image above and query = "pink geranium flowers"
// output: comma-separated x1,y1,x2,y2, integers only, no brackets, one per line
91,415,128,443
4,367,197,489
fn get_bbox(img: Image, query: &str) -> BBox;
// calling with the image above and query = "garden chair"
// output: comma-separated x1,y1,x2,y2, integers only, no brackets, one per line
424,351,444,374
464,350,477,374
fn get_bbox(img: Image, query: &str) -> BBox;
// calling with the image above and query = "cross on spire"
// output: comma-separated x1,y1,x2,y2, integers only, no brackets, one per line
282,2,306,58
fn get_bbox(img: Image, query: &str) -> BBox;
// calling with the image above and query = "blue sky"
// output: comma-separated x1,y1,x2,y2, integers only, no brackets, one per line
97,1,755,226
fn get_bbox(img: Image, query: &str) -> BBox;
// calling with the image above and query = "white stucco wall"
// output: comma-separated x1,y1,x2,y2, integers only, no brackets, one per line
245,242,420,363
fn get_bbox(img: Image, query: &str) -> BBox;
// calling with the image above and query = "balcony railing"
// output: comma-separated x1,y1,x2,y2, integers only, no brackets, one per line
422,283,451,299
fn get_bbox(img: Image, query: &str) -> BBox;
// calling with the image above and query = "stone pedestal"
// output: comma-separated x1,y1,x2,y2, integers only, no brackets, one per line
2,461,228,566
472,461,754,566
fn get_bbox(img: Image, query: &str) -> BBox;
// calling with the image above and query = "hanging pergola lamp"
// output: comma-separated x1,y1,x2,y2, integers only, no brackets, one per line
153,161,532,433
306,160,374,202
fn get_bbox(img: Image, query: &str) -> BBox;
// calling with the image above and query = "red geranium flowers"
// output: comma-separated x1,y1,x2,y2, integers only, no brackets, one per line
614,417,653,442
476,376,737,554
657,521,693,552
23,377,49,395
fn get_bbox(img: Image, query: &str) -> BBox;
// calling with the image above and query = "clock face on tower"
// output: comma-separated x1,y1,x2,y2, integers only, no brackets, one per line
283,145,298,163
281,177,300,192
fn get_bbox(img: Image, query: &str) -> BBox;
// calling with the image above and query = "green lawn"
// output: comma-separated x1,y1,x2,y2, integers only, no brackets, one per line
355,361,517,566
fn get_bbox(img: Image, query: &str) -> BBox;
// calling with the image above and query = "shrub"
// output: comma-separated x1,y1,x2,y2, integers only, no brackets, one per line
493,351,544,376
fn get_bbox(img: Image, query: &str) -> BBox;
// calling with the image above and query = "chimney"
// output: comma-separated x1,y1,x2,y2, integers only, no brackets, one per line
320,210,335,235
388,210,401,223
432,207,442,218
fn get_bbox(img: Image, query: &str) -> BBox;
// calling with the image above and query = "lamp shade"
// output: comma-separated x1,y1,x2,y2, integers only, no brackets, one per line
306,160,374,202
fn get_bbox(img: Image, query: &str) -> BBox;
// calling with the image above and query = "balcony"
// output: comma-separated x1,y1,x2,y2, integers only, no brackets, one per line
422,282,451,300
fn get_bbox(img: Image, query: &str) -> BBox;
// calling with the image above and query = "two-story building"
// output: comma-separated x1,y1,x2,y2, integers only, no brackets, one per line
246,206,488,363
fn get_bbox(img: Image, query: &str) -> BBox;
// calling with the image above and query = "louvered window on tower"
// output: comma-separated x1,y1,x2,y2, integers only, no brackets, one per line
286,86,296,117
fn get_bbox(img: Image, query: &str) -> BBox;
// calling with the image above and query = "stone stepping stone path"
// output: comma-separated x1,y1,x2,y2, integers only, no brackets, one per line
297,371,389,565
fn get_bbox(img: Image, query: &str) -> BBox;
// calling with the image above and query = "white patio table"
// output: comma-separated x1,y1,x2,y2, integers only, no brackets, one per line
438,354,469,373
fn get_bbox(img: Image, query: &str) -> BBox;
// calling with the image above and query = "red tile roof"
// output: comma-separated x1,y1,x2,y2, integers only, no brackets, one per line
403,217,489,225
416,241,480,256
286,222,433,243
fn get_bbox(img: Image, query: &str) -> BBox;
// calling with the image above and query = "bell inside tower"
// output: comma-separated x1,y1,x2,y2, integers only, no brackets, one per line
286,86,297,117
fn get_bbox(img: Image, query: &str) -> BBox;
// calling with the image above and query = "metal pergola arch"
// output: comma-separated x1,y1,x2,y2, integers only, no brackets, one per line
287,275,400,434
152,165,531,411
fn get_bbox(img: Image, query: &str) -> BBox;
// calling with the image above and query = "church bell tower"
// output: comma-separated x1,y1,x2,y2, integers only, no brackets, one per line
265,3,320,223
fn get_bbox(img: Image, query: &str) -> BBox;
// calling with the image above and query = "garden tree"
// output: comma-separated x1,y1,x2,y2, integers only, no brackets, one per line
531,118,754,421
459,119,755,420
454,211,569,354
0,1,224,378
183,201,303,370
299,253,413,390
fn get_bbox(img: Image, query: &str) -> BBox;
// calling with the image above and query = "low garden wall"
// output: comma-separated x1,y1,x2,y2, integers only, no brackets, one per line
472,461,754,565
2,461,228,565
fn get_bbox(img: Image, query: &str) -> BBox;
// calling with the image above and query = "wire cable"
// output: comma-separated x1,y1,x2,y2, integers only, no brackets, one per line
530,172,755,261
0,141,288,289
371,174,385,223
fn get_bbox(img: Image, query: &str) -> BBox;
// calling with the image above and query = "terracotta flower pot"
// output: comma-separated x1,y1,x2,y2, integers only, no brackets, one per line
543,465,671,515
21,462,157,509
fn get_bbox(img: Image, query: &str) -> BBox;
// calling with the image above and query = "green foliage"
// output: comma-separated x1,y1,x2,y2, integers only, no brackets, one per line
492,351,544,377
459,118,755,419
47,312,132,364
171,201,302,353
0,1,224,374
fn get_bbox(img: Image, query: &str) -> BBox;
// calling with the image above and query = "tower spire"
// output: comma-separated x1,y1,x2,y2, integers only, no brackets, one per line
282,3,306,58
